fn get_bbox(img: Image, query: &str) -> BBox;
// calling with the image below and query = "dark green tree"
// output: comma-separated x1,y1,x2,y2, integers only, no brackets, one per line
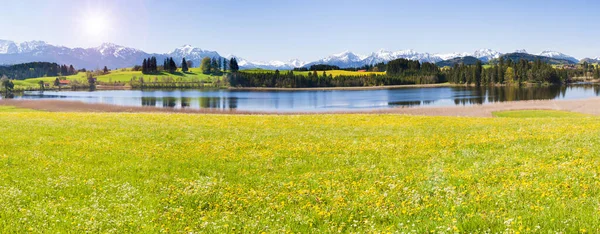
229,58,239,72
211,58,219,73
181,58,189,72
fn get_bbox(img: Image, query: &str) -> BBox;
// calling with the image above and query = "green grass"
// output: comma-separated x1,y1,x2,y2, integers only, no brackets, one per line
14,68,224,89
0,111,600,232
493,110,591,118
243,69,386,77
0,106,39,112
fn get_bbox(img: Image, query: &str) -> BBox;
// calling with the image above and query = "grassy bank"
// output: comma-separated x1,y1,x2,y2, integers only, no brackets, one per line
12,68,223,90
14,68,381,90
0,110,599,232
243,69,386,77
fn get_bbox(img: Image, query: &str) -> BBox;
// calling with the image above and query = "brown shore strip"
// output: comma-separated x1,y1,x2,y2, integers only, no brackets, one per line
1,98,599,117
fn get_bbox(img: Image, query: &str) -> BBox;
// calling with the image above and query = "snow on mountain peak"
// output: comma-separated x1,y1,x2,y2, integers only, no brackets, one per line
434,52,469,61
515,49,528,53
170,44,198,55
538,50,579,62
288,59,306,67
0,40,18,54
17,40,48,53
322,50,365,62
472,49,501,62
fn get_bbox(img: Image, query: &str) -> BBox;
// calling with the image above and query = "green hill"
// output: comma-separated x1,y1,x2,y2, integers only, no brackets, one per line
494,53,576,65
435,56,481,67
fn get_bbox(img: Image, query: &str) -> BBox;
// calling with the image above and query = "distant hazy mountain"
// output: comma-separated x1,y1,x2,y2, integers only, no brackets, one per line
433,49,501,62
472,49,502,62
537,50,579,63
303,51,367,68
434,52,470,61
227,55,306,70
304,49,503,68
0,39,587,70
0,40,223,70
580,57,600,63
435,56,481,67
498,53,576,65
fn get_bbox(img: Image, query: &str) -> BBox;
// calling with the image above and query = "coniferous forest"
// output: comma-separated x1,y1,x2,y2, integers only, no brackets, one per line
228,57,599,88
0,62,77,80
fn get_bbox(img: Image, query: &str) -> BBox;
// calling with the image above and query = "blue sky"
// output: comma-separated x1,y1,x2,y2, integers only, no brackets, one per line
1,0,599,61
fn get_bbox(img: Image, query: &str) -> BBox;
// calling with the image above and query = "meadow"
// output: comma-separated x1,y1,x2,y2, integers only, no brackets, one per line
242,69,386,77
12,68,383,90
12,68,222,89
0,109,599,232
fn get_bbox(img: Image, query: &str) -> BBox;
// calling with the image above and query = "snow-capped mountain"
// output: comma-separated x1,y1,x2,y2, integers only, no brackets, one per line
304,48,503,68
0,39,590,70
472,49,502,62
227,55,306,70
434,52,470,61
362,49,442,65
515,49,528,53
433,49,501,62
0,40,224,70
167,44,222,67
303,50,367,68
537,50,579,63
0,40,18,54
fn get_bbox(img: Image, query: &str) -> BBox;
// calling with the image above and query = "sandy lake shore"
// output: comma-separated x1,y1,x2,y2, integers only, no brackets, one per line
1,98,599,117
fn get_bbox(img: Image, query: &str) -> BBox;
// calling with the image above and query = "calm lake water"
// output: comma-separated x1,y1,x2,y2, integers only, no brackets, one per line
10,85,600,112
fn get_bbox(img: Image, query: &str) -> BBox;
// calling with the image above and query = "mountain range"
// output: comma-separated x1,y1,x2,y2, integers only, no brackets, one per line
0,39,593,70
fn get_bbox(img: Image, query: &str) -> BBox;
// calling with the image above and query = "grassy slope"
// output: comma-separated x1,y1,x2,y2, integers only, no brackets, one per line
0,111,599,232
14,68,222,89
494,110,591,118
243,69,386,77
0,106,40,112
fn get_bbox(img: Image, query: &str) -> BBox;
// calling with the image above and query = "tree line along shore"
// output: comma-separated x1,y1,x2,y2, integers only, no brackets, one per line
1,56,599,96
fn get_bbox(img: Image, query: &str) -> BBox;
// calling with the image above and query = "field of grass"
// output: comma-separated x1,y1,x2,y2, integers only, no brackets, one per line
494,110,591,118
1,110,600,232
13,68,223,89
243,69,386,77
0,106,40,112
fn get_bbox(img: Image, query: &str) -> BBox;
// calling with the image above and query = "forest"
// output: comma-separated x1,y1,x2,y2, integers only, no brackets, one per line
446,58,600,85
0,62,77,80
229,58,445,88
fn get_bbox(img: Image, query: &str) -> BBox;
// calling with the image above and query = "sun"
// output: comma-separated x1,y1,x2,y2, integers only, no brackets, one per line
84,14,108,36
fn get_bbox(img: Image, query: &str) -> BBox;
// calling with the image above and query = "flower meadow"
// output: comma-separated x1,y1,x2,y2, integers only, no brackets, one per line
0,111,599,233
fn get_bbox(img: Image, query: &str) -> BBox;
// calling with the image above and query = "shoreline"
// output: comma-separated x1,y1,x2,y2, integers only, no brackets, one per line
14,81,599,92
227,83,454,91
1,97,599,117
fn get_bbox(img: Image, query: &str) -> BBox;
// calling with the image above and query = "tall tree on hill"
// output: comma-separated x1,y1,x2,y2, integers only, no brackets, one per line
142,59,148,74
474,60,482,86
68,65,76,75
181,58,189,72
222,58,228,72
169,57,177,73
103,66,109,74
211,58,218,73
201,57,212,74
229,58,239,72
163,58,169,72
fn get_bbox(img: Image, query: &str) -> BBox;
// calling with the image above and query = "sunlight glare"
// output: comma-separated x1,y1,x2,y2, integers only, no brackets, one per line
84,13,108,37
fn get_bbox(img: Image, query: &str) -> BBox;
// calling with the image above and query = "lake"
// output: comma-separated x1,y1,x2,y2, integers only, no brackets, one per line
9,85,600,112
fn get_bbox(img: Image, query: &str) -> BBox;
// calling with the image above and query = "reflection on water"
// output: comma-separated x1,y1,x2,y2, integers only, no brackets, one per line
139,96,239,109
10,85,600,112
